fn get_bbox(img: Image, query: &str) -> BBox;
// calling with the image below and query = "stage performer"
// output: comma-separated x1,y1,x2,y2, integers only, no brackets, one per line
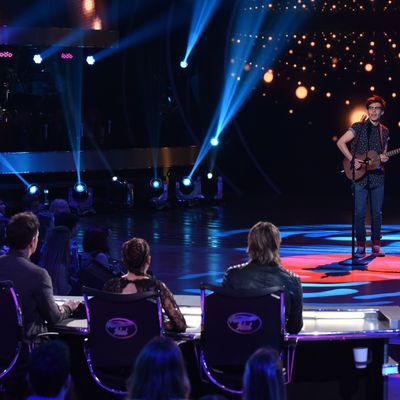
337,95,389,257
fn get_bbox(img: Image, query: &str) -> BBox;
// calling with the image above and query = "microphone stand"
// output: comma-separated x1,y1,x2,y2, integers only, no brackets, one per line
339,129,368,267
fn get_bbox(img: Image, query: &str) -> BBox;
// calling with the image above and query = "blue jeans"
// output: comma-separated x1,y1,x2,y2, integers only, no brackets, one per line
354,183,384,242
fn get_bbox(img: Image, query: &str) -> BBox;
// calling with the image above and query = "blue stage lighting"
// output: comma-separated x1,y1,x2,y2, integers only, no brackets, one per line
210,137,219,146
74,182,87,193
33,54,42,64
180,60,188,69
86,55,96,65
150,178,162,190
207,172,213,180
27,184,40,195
182,177,193,187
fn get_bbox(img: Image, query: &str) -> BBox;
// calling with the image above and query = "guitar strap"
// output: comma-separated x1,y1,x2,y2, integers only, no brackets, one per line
379,123,386,172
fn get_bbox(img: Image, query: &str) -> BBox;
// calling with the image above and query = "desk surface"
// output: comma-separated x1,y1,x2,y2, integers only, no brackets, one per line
54,295,400,341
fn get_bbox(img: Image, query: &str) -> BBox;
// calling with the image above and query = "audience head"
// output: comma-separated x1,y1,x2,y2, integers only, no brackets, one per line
243,347,286,400
122,237,150,274
6,212,40,251
127,336,190,400
247,221,281,266
54,212,79,234
28,339,71,398
49,199,71,216
82,227,109,254
22,194,42,213
42,226,71,266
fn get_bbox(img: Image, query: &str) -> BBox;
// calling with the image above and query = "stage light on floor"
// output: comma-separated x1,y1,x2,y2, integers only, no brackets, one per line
210,137,219,146
33,54,43,64
86,55,95,65
150,178,163,190
176,176,204,204
182,177,193,187
27,184,40,195
180,60,188,69
69,182,94,215
149,178,168,209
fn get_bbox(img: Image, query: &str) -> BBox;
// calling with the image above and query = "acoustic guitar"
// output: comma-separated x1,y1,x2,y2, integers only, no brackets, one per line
343,148,400,180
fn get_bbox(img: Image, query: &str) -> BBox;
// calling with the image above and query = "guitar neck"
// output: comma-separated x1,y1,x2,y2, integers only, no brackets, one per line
387,147,400,157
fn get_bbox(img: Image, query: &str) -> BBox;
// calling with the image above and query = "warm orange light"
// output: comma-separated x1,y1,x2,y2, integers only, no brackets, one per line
326,92,332,98
263,69,274,83
349,106,366,125
310,86,316,91
92,16,102,30
364,63,373,72
83,0,95,13
370,86,375,91
295,86,308,99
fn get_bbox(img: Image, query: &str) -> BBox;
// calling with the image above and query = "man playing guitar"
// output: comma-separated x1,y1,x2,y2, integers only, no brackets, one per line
337,95,389,257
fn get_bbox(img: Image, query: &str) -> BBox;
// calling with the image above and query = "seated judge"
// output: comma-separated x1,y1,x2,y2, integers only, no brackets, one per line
0,212,79,340
103,237,187,333
222,221,303,334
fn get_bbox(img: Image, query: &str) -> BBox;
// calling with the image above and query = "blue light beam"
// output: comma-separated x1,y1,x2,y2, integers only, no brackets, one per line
0,155,30,187
93,12,184,63
181,0,221,68
190,5,308,176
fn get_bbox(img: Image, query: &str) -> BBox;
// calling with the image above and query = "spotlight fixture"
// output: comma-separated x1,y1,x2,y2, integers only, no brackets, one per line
112,176,118,182
27,184,40,196
33,54,43,64
69,182,94,215
182,177,193,187
176,176,204,203
73,182,88,200
149,178,168,209
150,178,163,190
180,60,188,69
86,55,96,65
210,137,219,146
207,172,213,180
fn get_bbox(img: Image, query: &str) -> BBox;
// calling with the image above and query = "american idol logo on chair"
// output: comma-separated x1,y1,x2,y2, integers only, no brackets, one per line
227,312,262,334
105,318,138,339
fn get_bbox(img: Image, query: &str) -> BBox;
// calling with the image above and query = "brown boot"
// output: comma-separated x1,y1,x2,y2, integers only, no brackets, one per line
355,241,366,258
372,240,385,257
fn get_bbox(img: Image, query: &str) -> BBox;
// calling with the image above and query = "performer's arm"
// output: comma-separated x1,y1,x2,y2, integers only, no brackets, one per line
337,129,355,161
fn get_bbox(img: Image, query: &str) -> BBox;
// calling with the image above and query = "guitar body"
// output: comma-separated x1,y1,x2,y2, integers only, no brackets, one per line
343,150,381,180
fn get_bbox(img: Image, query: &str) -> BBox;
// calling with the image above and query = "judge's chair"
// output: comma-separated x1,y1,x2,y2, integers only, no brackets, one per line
0,281,25,382
82,286,163,395
198,283,296,395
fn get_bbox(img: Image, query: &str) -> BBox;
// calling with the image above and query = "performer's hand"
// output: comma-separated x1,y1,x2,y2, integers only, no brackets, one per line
380,153,389,163
354,159,364,169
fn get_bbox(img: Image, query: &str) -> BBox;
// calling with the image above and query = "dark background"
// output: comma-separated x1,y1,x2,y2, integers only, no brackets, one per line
1,0,400,197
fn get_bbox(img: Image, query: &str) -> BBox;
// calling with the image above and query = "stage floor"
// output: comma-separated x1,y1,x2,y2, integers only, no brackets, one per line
75,194,400,307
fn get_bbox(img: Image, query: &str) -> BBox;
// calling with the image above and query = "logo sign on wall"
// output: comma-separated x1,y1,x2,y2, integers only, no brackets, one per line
105,318,138,339
227,313,262,334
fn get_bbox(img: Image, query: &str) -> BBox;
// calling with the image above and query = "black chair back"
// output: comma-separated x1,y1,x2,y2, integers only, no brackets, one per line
201,283,285,367
0,280,24,379
83,286,163,369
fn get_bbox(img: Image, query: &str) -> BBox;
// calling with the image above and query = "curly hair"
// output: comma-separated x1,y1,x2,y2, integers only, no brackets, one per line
122,237,150,273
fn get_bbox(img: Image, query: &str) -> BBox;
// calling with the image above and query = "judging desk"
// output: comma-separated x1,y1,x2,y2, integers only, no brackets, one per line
54,296,400,400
